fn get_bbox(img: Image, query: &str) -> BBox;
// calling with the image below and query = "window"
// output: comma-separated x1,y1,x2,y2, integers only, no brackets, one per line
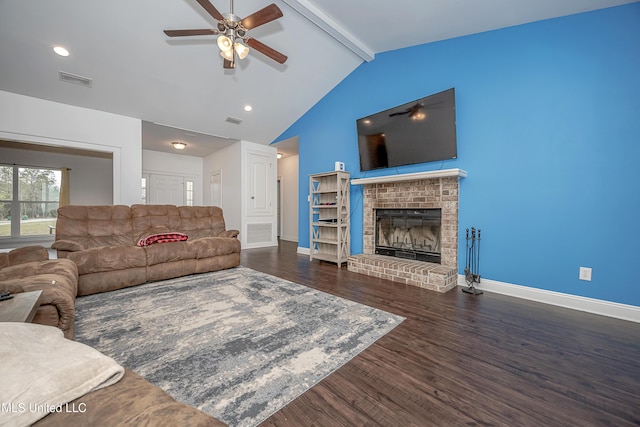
0,165,61,237
186,180,194,206
141,176,147,204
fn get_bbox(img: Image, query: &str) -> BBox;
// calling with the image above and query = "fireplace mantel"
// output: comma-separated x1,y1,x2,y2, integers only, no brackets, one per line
351,168,467,186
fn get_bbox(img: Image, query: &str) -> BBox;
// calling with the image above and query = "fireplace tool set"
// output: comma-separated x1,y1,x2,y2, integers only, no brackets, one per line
463,227,483,295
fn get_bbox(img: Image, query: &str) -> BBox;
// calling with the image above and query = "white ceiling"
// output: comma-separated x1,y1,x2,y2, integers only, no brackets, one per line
1,0,634,157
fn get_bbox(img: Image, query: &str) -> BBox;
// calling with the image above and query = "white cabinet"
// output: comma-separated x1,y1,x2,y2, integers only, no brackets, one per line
309,171,350,267
243,145,277,248
204,141,277,249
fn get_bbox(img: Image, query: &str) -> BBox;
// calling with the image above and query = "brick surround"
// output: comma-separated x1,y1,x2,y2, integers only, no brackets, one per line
348,176,460,293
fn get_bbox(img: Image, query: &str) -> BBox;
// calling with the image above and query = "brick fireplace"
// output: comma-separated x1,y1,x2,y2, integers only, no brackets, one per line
348,169,466,293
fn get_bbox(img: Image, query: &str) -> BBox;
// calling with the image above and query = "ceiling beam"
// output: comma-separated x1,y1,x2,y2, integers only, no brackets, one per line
280,0,375,62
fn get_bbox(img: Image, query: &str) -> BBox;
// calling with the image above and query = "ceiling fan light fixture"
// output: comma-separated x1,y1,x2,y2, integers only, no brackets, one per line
411,111,427,121
220,49,234,61
217,35,233,52
234,42,249,60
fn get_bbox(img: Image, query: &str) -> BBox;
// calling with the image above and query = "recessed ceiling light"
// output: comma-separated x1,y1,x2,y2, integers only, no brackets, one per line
244,105,252,112
53,46,69,57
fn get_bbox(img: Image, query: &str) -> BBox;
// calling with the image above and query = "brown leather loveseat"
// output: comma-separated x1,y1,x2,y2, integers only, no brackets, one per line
51,204,240,296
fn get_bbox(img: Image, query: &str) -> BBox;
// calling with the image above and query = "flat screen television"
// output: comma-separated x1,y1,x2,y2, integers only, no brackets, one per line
356,88,457,172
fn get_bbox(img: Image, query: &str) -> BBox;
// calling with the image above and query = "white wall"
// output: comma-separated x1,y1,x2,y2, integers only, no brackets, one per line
203,142,242,232
142,149,203,205
0,146,113,205
0,90,142,204
278,154,299,242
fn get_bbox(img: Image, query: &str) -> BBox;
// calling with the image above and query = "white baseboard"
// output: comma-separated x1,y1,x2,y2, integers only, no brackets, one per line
458,275,640,323
297,247,310,255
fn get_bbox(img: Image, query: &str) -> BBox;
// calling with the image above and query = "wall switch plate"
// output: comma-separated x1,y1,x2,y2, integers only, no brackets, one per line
579,267,592,281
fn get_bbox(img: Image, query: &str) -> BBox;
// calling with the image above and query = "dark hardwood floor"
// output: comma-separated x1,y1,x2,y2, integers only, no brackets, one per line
241,240,640,427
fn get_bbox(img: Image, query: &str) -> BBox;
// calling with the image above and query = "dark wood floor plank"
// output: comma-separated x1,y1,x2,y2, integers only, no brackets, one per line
370,333,599,426
242,241,640,426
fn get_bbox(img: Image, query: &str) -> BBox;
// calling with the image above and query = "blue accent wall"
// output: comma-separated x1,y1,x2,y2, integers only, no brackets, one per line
274,4,640,307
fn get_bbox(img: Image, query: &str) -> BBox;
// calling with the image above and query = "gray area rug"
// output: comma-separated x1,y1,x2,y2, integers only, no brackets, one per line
74,266,404,427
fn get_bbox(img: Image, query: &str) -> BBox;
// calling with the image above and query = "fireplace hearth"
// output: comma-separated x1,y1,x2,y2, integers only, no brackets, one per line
348,169,466,293
375,208,441,263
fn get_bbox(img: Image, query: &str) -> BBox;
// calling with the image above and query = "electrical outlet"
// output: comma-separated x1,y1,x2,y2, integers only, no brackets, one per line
579,267,592,281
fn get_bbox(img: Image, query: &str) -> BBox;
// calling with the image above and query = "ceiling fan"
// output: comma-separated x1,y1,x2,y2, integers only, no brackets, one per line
164,0,287,69
389,103,425,119
389,100,445,121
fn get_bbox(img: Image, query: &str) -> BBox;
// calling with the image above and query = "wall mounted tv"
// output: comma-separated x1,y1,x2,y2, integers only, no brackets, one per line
356,88,457,172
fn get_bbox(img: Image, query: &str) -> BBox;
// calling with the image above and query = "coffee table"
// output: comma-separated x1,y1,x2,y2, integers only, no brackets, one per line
0,290,43,323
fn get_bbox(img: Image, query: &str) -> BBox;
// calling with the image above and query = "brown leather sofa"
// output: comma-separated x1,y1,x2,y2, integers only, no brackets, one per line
35,369,227,427
0,246,78,339
52,204,241,296
2,205,237,426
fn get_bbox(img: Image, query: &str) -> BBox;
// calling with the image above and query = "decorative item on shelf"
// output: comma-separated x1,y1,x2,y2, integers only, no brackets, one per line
462,227,482,295
334,161,345,171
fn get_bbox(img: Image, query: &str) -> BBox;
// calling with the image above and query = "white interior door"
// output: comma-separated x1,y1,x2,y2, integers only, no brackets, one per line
210,170,222,208
247,151,272,215
149,173,184,205
277,178,281,238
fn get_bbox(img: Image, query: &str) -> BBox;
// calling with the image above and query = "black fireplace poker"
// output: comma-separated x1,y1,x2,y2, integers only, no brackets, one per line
463,227,483,295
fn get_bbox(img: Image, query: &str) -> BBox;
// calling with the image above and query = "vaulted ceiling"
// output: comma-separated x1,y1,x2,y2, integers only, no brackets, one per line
1,0,634,156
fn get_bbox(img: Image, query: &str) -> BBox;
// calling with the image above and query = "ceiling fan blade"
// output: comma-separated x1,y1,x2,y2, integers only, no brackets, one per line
164,29,217,37
223,58,235,69
241,3,283,30
196,0,225,21
246,38,287,64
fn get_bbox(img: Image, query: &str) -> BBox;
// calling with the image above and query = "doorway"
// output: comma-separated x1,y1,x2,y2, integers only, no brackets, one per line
277,177,282,238
210,170,222,208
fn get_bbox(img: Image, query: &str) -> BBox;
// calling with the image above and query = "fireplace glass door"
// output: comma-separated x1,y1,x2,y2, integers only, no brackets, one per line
375,208,441,263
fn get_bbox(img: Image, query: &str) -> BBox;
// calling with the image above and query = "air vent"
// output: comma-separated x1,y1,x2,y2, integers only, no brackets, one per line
246,223,272,244
225,116,242,125
59,71,92,87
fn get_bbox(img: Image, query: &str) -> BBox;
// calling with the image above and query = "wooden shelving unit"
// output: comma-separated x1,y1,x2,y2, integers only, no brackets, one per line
309,171,350,267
